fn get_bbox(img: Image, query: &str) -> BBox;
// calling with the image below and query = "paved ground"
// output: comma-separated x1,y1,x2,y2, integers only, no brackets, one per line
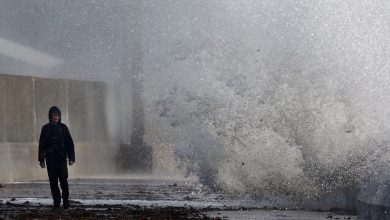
0,178,358,219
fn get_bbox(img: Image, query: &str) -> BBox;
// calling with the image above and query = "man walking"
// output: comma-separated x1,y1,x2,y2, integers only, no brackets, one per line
38,106,75,211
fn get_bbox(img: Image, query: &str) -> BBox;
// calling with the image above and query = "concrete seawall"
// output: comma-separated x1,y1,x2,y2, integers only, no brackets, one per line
0,73,117,182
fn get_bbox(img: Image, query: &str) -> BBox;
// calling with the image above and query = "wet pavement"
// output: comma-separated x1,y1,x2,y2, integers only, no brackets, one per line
0,178,358,219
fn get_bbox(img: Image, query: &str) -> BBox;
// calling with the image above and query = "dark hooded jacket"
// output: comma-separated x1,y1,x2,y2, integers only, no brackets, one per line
38,106,75,163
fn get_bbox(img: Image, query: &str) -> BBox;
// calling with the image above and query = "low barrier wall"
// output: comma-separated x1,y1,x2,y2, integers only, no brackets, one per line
0,73,115,182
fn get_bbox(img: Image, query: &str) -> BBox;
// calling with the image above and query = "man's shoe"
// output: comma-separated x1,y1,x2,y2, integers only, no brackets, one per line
51,206,60,212
63,201,70,210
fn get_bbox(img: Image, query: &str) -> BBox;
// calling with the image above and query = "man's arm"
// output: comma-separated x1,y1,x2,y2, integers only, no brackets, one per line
38,126,47,168
38,126,47,162
64,125,75,164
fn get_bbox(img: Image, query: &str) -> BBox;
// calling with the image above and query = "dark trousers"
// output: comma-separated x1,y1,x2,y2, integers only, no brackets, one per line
46,160,69,207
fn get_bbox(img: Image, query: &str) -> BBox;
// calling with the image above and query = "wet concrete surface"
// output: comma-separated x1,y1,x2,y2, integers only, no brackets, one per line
0,178,358,219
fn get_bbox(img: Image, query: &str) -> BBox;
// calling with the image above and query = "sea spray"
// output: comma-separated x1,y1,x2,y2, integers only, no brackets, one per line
142,0,390,206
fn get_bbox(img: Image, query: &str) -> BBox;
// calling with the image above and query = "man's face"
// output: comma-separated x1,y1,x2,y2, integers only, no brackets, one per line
51,113,60,123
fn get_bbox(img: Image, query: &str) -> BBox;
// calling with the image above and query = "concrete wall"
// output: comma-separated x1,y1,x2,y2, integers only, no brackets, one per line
0,75,35,143
0,73,117,183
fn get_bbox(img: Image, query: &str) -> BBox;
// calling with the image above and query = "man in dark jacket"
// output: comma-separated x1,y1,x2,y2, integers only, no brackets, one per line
38,106,75,210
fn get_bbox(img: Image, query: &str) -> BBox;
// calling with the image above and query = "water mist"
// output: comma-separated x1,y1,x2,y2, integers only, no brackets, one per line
140,0,390,208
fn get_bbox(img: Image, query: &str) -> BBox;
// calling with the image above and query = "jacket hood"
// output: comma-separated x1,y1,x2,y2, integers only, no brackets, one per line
48,106,61,123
